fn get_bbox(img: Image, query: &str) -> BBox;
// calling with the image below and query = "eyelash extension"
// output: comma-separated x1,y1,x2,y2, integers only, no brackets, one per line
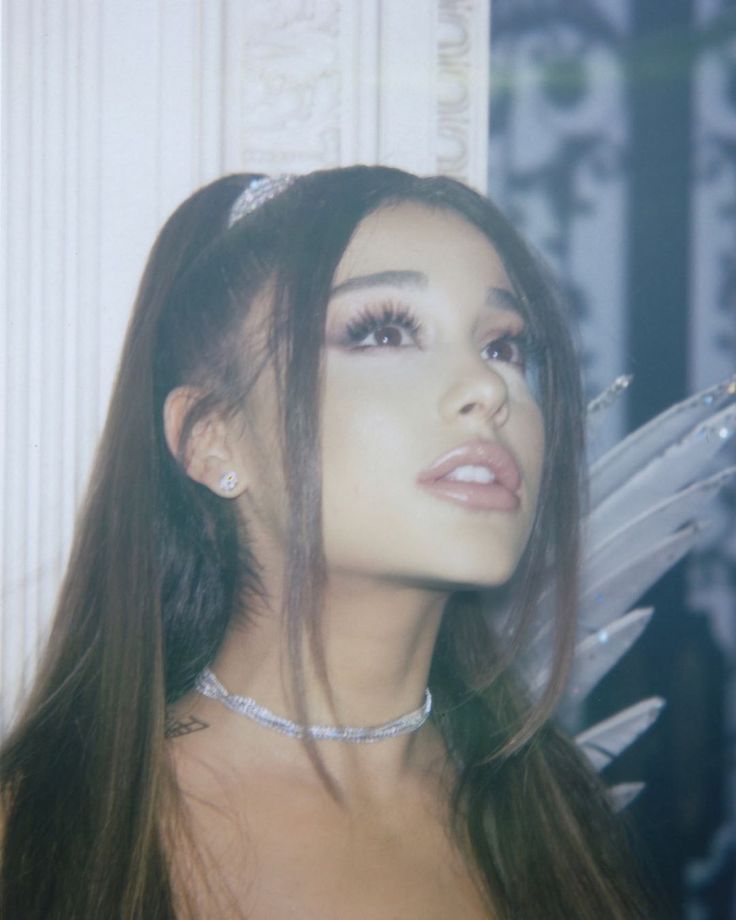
341,298,543,371
342,300,422,346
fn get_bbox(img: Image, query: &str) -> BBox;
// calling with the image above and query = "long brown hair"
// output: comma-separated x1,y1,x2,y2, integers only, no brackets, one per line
1,167,651,918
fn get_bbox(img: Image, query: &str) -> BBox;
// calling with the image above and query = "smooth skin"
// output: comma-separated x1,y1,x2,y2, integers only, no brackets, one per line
165,203,545,918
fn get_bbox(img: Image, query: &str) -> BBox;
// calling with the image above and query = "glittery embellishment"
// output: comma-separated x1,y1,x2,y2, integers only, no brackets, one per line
705,376,736,402
587,375,633,416
228,175,296,228
195,668,432,743
695,407,736,444
219,471,238,492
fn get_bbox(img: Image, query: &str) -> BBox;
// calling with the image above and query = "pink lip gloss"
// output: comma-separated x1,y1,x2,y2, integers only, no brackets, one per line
417,439,522,512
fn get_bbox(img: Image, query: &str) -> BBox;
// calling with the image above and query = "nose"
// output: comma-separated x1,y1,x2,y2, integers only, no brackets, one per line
438,363,510,428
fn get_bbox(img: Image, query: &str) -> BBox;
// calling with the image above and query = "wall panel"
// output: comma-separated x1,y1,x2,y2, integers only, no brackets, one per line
1,0,490,730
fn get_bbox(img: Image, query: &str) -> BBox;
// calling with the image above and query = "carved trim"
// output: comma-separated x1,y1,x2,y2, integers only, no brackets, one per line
225,0,489,184
437,0,489,188
0,0,492,733
224,0,346,173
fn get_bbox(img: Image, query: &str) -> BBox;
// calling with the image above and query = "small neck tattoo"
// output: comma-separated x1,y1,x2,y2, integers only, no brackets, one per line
164,712,209,738
194,668,432,743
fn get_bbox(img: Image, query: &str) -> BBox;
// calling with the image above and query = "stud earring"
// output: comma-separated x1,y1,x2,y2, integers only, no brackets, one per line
219,471,239,492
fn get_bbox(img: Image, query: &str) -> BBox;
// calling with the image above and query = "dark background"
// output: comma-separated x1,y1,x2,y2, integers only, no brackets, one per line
489,2,736,917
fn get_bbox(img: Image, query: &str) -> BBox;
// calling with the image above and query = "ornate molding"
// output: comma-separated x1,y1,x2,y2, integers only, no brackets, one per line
1,0,492,733
437,0,490,187
225,0,346,172
224,0,489,185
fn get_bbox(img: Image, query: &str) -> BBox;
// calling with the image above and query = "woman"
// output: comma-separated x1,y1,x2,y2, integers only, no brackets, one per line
0,166,652,917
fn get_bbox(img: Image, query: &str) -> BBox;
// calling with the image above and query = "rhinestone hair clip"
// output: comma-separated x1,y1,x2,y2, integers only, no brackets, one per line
195,667,432,743
228,174,296,228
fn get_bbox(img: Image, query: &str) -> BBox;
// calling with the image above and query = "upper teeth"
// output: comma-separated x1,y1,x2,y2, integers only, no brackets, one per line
444,465,496,484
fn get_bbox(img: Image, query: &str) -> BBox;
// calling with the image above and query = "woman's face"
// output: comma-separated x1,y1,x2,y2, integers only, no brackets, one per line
237,202,545,589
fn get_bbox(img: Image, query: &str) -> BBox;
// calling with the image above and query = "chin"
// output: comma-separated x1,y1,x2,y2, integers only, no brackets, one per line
437,564,519,591
327,548,524,592
406,543,526,591
325,517,532,590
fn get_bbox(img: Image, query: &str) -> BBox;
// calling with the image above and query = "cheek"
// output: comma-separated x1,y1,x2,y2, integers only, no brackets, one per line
524,404,546,500
319,376,427,566
321,383,412,504
319,374,545,586
321,356,423,481
511,405,544,549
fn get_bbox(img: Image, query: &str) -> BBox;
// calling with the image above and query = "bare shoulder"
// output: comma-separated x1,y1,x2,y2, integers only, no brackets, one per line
171,756,488,917
163,706,491,919
164,698,265,920
164,691,243,794
164,690,258,852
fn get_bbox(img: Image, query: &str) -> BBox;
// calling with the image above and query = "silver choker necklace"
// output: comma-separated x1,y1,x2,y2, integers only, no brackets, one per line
195,668,432,743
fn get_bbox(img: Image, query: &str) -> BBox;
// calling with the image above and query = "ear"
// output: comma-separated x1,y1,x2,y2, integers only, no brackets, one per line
163,387,247,498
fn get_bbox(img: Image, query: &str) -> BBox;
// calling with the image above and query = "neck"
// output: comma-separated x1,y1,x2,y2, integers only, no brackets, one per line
210,575,450,788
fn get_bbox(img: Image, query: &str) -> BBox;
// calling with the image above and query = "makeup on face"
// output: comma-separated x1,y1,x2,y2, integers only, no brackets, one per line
328,272,535,371
314,202,546,588
416,438,522,512
230,201,545,591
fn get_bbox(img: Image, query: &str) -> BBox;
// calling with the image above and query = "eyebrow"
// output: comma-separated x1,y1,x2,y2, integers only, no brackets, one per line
486,286,523,315
330,272,524,317
330,270,427,297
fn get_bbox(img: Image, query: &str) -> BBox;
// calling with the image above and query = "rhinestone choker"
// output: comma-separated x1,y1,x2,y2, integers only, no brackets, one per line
195,668,432,743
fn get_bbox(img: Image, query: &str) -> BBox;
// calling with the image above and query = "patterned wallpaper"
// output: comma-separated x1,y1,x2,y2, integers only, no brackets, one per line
489,1,736,916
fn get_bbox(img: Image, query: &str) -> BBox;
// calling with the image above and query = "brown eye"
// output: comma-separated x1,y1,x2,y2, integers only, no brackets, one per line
352,323,415,349
482,336,524,367
343,303,421,350
374,325,404,347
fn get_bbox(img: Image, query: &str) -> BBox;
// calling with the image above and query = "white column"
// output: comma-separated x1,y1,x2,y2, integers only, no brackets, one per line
1,0,490,730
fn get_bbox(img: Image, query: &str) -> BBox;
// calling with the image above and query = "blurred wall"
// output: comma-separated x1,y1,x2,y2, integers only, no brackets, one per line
489,1,736,916
0,0,491,726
